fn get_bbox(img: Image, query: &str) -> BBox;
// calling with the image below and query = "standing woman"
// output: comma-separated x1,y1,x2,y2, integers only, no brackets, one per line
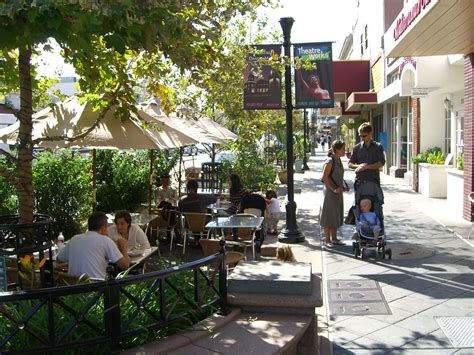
320,140,349,246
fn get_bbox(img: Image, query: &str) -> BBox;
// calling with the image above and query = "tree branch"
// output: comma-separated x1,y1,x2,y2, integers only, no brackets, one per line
0,148,17,163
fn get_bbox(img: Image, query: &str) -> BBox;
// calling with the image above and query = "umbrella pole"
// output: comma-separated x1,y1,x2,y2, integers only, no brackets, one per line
148,149,154,212
92,149,97,211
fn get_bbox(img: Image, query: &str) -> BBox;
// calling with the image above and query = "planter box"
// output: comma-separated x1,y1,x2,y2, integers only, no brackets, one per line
418,163,447,198
447,168,464,217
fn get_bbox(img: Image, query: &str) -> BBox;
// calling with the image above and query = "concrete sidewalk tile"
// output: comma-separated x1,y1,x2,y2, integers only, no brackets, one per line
331,329,362,346
401,328,453,349
395,314,440,334
410,284,468,302
339,335,392,350
390,276,439,293
332,317,391,337
368,306,414,323
418,302,469,318
378,284,414,302
389,295,438,313
364,324,424,348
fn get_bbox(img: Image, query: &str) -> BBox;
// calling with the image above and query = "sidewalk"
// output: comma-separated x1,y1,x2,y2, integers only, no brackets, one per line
295,150,473,354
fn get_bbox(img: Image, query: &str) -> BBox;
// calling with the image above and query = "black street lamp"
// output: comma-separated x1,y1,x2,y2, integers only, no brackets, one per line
278,17,305,244
303,109,310,170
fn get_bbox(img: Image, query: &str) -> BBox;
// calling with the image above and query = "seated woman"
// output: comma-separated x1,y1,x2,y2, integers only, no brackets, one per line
108,210,151,250
226,174,246,215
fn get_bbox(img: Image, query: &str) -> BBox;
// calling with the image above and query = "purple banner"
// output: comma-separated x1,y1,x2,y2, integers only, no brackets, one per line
243,45,282,110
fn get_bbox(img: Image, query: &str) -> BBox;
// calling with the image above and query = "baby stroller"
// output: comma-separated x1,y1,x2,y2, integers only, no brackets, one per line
351,180,392,260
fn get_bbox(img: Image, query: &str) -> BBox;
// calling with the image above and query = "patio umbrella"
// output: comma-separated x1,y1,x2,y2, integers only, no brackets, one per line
0,96,199,149
140,100,226,145
0,96,199,209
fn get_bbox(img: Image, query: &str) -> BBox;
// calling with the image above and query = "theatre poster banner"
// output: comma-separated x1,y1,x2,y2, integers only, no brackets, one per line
294,42,334,109
243,45,282,110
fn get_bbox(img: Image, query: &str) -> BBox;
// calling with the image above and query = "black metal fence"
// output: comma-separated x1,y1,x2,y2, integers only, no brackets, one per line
0,251,227,354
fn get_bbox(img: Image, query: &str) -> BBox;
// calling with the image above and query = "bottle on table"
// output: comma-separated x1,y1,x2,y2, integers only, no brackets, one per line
57,232,65,253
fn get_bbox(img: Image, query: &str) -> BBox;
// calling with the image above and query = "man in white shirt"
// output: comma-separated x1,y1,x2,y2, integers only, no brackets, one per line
57,212,130,279
155,172,178,207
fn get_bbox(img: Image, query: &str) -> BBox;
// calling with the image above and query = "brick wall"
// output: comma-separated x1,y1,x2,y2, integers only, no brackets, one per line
411,97,421,192
463,53,473,221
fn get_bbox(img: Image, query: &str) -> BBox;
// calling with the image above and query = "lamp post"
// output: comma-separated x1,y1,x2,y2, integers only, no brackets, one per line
303,109,310,170
278,17,304,244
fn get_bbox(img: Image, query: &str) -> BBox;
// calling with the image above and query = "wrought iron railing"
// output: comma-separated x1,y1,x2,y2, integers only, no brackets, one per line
0,251,227,354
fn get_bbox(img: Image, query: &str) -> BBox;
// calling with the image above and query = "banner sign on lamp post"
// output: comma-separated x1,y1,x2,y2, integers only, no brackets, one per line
243,45,282,110
294,42,334,109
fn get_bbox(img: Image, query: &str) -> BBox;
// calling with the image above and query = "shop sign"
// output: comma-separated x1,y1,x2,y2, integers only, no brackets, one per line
398,57,417,78
411,87,429,97
394,0,432,41
243,45,282,110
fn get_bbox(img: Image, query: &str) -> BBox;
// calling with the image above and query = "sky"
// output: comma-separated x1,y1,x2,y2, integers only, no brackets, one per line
258,0,358,57
35,0,358,78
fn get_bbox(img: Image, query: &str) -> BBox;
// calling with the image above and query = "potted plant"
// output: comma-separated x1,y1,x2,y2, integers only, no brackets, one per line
413,147,447,198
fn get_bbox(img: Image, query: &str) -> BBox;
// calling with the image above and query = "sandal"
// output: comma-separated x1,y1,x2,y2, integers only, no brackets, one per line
323,242,333,248
331,240,345,246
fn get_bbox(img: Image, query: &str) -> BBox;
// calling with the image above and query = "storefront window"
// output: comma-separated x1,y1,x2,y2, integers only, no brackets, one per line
456,110,464,156
400,99,411,169
445,107,451,154
390,102,398,166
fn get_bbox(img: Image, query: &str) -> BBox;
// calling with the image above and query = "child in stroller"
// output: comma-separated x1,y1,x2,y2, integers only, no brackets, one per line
351,181,392,259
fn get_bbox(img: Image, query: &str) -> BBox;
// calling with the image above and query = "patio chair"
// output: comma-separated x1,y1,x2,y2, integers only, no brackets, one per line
199,238,245,270
225,213,259,259
146,208,177,251
181,212,212,255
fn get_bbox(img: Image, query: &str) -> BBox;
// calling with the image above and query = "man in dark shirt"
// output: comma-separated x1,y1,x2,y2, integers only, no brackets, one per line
178,179,217,213
348,122,385,186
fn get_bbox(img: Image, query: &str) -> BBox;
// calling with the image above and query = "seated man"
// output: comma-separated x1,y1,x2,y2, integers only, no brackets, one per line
178,179,217,213
155,172,178,207
57,212,130,279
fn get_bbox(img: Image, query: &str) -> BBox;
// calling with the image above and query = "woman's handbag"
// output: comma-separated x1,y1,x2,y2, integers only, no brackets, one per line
344,205,356,225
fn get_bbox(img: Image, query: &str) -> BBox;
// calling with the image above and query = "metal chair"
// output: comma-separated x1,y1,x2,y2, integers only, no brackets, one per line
225,213,259,259
181,212,212,255
146,208,177,251
199,239,244,269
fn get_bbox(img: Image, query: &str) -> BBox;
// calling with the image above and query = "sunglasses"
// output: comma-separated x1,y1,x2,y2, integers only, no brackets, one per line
360,134,368,138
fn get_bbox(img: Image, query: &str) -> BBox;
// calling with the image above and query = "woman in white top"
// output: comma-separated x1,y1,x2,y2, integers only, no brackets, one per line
108,210,151,250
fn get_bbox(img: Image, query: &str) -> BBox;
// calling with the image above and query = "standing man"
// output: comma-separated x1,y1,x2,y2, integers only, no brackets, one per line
57,212,130,279
348,122,385,188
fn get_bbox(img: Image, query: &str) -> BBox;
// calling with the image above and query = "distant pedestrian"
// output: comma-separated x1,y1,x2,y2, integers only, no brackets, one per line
327,134,332,146
321,135,326,151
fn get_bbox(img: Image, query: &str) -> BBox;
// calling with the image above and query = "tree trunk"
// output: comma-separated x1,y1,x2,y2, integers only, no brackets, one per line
17,48,35,224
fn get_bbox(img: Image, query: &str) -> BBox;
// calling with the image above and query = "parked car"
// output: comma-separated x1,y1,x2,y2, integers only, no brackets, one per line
215,151,235,163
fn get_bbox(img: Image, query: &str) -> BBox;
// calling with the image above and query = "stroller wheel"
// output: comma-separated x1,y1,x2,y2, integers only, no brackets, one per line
353,243,360,258
360,247,366,259
386,248,392,259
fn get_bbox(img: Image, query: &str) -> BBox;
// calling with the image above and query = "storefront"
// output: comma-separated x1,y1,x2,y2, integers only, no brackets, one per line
384,0,473,220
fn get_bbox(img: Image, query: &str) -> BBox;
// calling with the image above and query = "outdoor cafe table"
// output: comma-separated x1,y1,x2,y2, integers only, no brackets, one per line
207,201,232,215
205,216,264,259
128,246,158,266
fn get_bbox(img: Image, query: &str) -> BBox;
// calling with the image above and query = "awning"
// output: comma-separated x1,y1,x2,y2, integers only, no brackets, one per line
333,60,371,101
386,0,474,58
345,92,378,112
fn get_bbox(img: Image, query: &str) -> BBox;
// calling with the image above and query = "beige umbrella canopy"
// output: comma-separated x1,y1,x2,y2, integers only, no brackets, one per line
0,96,198,149
140,101,227,144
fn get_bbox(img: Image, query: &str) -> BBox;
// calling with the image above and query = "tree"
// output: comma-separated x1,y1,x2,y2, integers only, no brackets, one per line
0,0,271,223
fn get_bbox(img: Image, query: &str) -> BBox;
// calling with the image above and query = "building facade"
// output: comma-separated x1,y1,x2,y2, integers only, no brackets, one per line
338,0,473,220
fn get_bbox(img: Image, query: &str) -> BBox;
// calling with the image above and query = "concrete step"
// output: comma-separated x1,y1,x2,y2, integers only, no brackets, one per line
228,260,313,296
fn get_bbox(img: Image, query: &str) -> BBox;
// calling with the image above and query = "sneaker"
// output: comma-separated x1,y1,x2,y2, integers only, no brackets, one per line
324,242,333,248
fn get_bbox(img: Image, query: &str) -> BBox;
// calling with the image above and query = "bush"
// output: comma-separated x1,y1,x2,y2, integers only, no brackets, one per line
412,147,442,164
426,150,445,165
457,154,464,170
33,150,92,239
96,150,150,213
